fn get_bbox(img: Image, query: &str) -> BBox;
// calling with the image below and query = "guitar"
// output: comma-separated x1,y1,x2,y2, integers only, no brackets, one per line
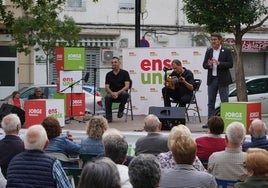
165,76,180,90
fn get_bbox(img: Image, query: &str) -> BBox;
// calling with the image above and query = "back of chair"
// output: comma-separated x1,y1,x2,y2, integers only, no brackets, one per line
79,153,97,167
199,158,208,169
216,178,237,188
193,79,202,92
129,79,132,91
64,167,82,187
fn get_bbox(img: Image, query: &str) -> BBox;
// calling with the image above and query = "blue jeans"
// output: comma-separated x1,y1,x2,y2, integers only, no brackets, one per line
207,77,229,120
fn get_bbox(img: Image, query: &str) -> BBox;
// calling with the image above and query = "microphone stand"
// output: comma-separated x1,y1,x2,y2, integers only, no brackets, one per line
61,78,83,124
88,67,112,116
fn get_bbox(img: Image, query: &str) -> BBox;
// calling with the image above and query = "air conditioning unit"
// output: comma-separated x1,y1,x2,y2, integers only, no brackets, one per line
102,50,114,64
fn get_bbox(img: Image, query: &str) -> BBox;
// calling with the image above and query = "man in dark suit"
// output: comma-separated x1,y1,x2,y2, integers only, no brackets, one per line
203,33,233,127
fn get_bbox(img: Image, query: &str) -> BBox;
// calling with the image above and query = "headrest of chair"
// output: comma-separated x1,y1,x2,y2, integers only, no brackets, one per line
193,79,202,91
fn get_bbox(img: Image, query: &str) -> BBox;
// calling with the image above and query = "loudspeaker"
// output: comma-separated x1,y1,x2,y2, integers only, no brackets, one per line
0,103,25,125
149,106,185,130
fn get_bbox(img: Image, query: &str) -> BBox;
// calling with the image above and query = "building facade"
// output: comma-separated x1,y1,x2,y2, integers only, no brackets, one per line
0,0,268,98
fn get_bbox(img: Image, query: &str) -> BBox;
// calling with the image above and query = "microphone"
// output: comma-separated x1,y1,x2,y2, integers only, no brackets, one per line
83,72,89,82
163,66,173,71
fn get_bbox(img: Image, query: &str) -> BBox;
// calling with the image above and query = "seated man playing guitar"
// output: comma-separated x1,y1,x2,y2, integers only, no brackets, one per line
162,59,195,107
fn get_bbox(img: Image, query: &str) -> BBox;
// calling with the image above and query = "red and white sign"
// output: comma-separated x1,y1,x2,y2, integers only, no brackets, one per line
24,99,65,128
57,70,83,93
66,93,85,116
225,38,268,52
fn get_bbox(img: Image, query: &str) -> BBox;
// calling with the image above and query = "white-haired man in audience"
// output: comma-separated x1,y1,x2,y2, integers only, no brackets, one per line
242,118,268,151
6,125,72,188
135,114,168,156
0,113,24,179
208,121,247,182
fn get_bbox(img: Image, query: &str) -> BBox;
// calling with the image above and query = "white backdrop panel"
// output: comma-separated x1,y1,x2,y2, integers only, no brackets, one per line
122,47,208,116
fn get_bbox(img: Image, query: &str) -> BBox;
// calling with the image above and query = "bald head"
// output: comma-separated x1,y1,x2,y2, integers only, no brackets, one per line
1,113,21,135
24,125,48,151
249,119,267,139
144,114,161,132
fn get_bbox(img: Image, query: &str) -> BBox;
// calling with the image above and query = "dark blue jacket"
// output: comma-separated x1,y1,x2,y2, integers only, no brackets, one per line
242,136,268,152
6,150,56,188
0,135,24,178
203,47,233,87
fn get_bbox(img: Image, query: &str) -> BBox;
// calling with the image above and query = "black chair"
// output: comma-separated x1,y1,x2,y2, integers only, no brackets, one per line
112,79,133,122
199,158,208,169
64,167,82,188
173,79,202,123
215,178,237,188
79,153,97,167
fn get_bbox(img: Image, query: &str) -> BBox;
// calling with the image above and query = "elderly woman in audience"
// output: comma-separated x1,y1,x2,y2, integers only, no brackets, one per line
160,125,217,188
195,116,226,164
80,115,109,155
234,148,268,188
157,124,206,172
78,157,121,188
128,154,161,188
41,116,80,158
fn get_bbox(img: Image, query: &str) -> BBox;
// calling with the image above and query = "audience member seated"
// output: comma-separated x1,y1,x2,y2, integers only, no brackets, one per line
234,148,268,188
159,124,217,188
42,116,80,165
103,133,132,188
80,115,109,155
0,168,6,188
0,114,24,178
196,116,226,161
28,87,44,99
128,154,161,188
102,128,133,166
135,114,168,156
242,118,268,151
78,157,121,188
208,121,247,182
8,91,24,110
6,125,72,188
157,125,206,171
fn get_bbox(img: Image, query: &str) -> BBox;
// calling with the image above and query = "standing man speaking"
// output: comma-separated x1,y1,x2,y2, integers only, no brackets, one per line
202,33,233,128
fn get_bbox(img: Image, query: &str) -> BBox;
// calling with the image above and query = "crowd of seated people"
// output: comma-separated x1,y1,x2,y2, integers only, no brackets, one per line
1,110,268,188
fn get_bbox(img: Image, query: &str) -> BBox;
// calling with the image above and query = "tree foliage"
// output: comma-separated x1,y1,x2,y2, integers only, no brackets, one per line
0,0,81,84
183,0,268,101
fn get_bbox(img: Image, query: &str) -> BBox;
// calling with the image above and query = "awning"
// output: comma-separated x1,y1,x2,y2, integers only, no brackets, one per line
78,38,115,47
56,38,116,48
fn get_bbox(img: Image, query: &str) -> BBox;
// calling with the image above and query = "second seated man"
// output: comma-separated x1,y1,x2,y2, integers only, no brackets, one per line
105,56,131,123
162,59,194,107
